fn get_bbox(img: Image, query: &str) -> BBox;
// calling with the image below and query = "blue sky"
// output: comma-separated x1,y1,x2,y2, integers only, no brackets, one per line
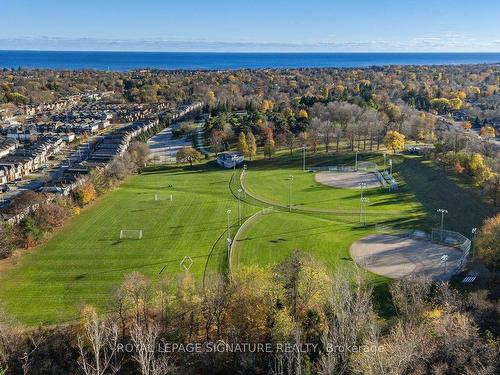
1,0,499,52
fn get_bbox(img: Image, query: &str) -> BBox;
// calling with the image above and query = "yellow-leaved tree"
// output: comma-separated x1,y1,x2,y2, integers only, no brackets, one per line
238,132,249,156
475,214,500,271
384,130,405,153
246,132,257,160
468,152,493,186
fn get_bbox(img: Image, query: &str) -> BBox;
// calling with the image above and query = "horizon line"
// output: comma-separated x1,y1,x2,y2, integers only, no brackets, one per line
2,49,500,54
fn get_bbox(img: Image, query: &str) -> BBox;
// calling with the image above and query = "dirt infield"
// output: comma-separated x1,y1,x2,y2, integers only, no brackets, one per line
350,234,463,281
315,171,381,189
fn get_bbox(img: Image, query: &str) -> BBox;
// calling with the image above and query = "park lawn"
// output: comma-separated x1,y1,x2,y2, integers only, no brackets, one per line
232,211,372,270
243,152,424,218
0,162,244,325
394,156,499,234
230,210,394,315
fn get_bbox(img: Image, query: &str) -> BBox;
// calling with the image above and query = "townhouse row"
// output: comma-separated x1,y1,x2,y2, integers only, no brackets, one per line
0,136,64,184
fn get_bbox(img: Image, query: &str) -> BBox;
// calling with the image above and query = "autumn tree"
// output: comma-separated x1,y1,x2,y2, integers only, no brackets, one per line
105,153,137,183
73,183,97,207
0,223,15,259
238,132,249,156
462,121,472,131
176,147,202,166
384,130,406,153
480,125,496,139
468,152,492,186
246,132,257,160
475,214,500,271
264,130,275,160
484,173,500,206
208,130,225,156
128,142,151,169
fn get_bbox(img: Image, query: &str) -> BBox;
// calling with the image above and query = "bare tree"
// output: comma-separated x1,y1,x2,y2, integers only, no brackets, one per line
317,268,374,375
130,321,175,375
208,130,225,156
128,141,151,169
19,334,43,375
77,307,121,375
201,274,232,340
390,278,431,325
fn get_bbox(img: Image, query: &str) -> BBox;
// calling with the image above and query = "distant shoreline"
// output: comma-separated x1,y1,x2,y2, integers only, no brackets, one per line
1,50,499,71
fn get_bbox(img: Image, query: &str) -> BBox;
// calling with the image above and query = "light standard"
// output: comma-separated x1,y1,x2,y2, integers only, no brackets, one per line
226,209,232,256
288,175,294,212
232,155,236,172
383,152,387,168
440,254,449,273
471,227,477,258
358,182,367,199
302,144,307,171
355,151,359,171
237,189,242,225
437,208,448,241
389,159,393,176
360,197,369,226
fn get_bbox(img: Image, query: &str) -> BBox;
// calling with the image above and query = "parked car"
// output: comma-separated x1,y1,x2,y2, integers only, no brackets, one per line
406,146,421,154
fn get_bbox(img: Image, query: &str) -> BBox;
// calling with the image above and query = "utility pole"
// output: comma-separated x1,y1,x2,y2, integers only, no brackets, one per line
288,175,294,212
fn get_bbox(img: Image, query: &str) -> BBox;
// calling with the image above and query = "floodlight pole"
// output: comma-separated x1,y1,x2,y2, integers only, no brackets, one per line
288,175,294,212
360,197,369,226
471,227,477,258
358,182,366,199
437,208,448,241
237,189,242,225
226,209,232,256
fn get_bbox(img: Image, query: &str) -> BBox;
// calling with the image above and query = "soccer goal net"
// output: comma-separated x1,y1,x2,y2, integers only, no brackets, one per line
119,230,143,240
154,194,173,201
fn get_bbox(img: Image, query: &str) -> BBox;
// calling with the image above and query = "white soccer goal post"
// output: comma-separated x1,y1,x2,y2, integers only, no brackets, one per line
154,193,173,201
119,229,143,240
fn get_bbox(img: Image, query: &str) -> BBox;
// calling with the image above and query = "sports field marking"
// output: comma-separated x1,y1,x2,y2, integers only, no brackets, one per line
350,234,463,281
315,171,381,189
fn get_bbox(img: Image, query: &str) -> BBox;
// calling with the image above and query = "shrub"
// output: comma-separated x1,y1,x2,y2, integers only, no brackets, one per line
0,224,15,259
73,183,96,207
475,214,500,272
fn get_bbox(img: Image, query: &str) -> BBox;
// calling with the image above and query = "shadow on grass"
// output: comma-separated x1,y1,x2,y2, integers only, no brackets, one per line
396,156,498,234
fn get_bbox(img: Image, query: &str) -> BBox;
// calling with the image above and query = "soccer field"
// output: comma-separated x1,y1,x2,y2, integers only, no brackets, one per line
0,164,250,325
0,152,493,325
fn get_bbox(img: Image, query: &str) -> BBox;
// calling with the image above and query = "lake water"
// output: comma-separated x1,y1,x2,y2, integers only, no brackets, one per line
0,51,499,71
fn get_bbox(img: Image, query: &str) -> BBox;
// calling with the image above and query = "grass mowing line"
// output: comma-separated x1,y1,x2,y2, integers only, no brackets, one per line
240,170,418,216
228,207,274,276
0,163,239,325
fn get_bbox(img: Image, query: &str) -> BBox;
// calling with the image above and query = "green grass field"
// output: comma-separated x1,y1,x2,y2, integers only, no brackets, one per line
0,151,495,325
0,164,251,325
